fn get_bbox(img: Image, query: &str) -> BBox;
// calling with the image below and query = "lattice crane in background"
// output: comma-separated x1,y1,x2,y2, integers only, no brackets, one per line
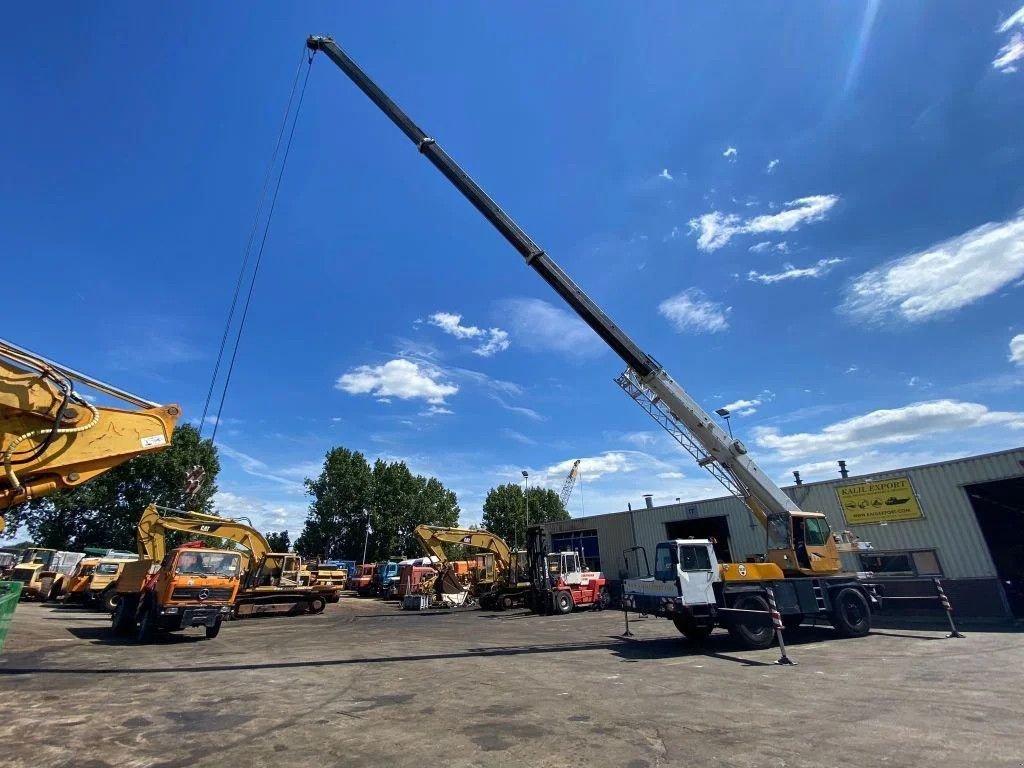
558,460,580,510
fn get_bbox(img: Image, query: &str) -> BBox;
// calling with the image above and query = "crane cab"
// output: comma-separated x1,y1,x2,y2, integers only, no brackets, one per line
766,511,843,576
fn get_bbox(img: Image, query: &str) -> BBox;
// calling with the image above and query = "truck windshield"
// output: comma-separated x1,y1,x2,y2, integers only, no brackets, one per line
176,552,241,577
96,563,120,575
21,550,55,569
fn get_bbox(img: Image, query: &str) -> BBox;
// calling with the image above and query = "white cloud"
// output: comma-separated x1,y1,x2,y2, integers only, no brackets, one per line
336,359,458,404
218,445,309,492
420,405,454,416
501,428,536,446
841,211,1024,324
657,471,685,480
427,311,510,357
658,288,730,333
994,6,1024,72
748,241,773,254
752,399,1024,460
659,168,673,181
214,490,305,532
766,158,780,174
498,298,604,358
1010,333,1024,366
723,146,738,161
845,365,859,375
689,195,839,252
721,398,761,416
546,452,634,482
747,257,844,284
491,395,545,421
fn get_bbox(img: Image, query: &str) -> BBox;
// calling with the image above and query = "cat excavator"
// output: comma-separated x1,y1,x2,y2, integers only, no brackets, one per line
126,504,337,618
1,338,180,533
412,525,530,610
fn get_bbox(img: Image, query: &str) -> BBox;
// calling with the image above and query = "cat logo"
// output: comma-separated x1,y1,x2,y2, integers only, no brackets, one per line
197,524,215,533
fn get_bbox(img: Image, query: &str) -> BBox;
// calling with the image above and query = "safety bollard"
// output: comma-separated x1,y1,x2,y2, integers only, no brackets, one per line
621,594,634,637
934,578,965,638
766,586,796,665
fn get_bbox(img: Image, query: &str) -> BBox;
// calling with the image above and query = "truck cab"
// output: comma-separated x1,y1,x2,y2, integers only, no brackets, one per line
373,561,400,598
12,548,85,600
112,544,241,641
88,556,137,611
623,539,720,616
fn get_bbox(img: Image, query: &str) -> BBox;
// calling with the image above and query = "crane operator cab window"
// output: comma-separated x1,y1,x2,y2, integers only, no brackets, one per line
679,544,712,571
766,513,792,552
546,554,562,577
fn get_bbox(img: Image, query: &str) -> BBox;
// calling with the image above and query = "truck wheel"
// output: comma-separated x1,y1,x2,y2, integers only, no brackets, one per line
553,590,574,615
46,579,63,602
205,618,223,639
309,596,327,614
101,588,120,613
672,617,714,643
111,594,137,636
727,594,774,650
597,587,611,611
831,588,870,638
136,601,156,643
500,594,515,611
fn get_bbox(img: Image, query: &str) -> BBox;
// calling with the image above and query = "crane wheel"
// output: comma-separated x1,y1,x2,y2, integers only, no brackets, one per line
830,588,870,638
553,590,574,615
500,595,514,611
727,594,774,649
672,617,713,643
309,596,327,614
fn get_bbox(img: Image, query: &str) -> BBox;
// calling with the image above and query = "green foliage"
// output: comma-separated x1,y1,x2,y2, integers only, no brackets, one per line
481,483,569,547
295,448,460,561
265,530,291,552
2,424,219,550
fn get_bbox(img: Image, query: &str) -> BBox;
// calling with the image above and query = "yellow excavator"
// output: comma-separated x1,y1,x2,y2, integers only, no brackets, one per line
1,338,180,533
132,504,338,617
412,525,530,610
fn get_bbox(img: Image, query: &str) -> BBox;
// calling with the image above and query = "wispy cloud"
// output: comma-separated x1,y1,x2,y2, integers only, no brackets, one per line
218,445,313,492
491,395,545,421
723,146,738,161
658,168,674,181
501,428,536,446
427,311,510,357
720,398,761,416
420,405,454,416
689,195,839,252
658,288,730,333
841,211,1024,324
765,158,780,174
336,359,458,404
747,257,845,284
498,297,604,359
994,5,1024,73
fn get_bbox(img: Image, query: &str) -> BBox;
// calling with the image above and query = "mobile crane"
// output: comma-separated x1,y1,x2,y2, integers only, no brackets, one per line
1,338,180,533
305,36,877,647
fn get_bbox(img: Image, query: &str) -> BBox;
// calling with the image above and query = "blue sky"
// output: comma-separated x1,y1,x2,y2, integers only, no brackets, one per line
4,3,1024,536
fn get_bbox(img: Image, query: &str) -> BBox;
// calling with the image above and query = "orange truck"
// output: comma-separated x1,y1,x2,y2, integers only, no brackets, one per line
112,542,241,641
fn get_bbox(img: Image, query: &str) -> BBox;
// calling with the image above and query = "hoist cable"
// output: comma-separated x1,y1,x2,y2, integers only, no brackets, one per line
199,45,310,437
210,50,315,444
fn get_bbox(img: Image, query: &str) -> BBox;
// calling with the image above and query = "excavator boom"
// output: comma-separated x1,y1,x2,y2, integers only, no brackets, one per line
1,338,180,530
136,504,271,563
412,525,514,571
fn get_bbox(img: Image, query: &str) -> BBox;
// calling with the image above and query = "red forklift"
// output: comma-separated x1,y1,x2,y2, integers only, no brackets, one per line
526,527,610,615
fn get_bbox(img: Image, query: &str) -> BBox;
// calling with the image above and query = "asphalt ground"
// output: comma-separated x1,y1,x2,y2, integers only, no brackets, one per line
1,597,1021,768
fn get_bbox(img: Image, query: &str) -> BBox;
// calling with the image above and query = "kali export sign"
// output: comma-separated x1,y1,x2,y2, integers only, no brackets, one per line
836,476,923,525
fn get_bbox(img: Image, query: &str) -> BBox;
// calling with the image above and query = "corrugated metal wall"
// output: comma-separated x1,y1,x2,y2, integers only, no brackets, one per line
545,448,1024,581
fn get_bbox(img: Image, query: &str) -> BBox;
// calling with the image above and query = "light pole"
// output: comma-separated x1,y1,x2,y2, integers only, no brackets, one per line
361,507,371,565
715,407,733,438
521,470,529,532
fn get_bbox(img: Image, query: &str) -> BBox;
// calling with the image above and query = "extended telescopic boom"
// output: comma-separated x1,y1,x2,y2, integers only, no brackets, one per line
305,35,801,527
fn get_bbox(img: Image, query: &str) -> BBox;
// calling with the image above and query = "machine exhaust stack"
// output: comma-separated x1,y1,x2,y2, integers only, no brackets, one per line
793,471,802,486
838,460,849,479
643,494,654,509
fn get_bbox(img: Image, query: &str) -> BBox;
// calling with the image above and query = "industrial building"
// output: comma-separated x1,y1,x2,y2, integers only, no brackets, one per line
545,448,1024,619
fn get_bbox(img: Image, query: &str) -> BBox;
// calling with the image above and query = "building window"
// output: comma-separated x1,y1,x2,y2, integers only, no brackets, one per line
858,549,942,578
550,529,600,572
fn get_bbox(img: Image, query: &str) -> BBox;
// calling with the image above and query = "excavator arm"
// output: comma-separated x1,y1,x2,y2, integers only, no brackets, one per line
412,525,514,571
136,504,271,563
1,338,180,532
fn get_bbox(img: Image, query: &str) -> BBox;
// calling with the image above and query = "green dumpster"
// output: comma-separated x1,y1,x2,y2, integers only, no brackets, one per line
0,580,23,652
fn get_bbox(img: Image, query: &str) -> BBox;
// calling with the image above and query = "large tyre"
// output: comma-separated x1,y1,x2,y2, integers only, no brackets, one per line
831,587,871,638
205,618,222,639
596,587,611,611
46,579,63,602
111,594,138,636
309,596,327,614
101,587,120,614
727,594,775,650
136,600,156,643
672,616,714,643
553,590,574,615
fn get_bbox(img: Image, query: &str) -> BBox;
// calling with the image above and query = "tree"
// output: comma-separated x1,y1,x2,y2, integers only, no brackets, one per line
296,448,460,562
265,530,291,552
2,424,219,550
481,484,569,547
